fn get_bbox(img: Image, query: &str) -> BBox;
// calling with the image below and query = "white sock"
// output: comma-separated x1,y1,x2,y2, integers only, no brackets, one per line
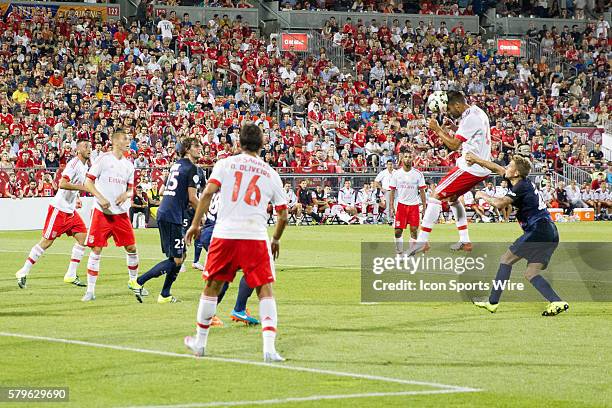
21,244,45,275
338,212,352,223
127,252,139,281
65,243,86,279
259,297,278,355
394,237,404,254
417,198,442,242
86,253,101,294
408,237,417,252
195,295,218,348
450,201,470,242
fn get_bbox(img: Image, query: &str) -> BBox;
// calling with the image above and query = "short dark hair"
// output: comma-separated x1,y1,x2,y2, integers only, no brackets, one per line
446,90,465,105
240,123,263,153
76,138,89,145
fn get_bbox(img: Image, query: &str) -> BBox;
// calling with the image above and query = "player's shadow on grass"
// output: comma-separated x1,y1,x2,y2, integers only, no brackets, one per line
0,310,65,317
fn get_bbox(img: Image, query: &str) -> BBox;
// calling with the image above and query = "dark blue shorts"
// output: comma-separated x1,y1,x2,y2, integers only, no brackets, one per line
509,219,559,269
200,224,214,252
158,220,185,259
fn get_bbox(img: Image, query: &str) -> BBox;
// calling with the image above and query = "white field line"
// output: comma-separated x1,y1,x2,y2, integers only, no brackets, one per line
118,389,471,408
0,332,480,395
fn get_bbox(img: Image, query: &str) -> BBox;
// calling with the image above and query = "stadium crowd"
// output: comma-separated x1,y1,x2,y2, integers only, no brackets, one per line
0,4,610,221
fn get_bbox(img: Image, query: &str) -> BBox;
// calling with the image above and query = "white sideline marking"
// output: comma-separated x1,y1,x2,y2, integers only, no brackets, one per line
118,389,470,408
0,332,480,394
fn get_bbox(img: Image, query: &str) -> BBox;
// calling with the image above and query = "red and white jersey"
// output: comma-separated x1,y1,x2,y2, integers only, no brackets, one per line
338,187,356,206
50,157,88,213
209,153,287,240
389,167,426,205
454,105,492,177
87,152,135,215
374,168,396,190
357,188,378,205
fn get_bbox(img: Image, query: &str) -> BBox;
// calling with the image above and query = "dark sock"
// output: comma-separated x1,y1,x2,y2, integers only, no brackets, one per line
193,240,203,264
160,263,181,297
217,282,230,304
489,263,513,304
234,276,254,312
310,212,321,222
137,258,175,286
529,275,562,302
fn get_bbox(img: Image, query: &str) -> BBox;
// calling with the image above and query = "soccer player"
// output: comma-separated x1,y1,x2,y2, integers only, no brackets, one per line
356,183,380,223
338,180,358,216
389,153,427,254
183,123,288,362
193,191,260,326
16,139,92,289
82,130,144,302
135,137,201,303
412,91,491,254
465,152,569,316
284,182,302,221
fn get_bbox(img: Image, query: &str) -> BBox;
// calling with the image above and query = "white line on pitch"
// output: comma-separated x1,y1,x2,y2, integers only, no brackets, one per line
118,389,472,408
0,332,480,393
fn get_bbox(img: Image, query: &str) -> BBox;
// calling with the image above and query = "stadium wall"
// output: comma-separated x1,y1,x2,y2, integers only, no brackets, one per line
0,197,95,231
0,1,121,20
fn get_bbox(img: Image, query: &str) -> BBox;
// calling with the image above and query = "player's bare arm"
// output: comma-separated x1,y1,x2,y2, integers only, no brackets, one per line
188,186,198,209
429,118,462,151
465,152,505,176
115,188,132,206
420,188,427,214
84,178,111,210
58,178,88,192
475,190,513,210
185,181,219,245
389,189,396,218
271,208,288,260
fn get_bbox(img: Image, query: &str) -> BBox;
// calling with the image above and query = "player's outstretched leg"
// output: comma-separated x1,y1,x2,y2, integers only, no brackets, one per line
231,276,258,325
410,197,442,255
257,284,284,362
158,259,182,304
184,280,225,357
126,247,146,303
192,231,205,271
16,241,50,288
64,242,87,287
473,262,513,313
525,264,568,316
82,251,101,302
449,201,473,252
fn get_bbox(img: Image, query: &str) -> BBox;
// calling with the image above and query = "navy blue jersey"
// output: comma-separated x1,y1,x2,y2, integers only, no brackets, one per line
506,178,551,230
182,166,207,227
203,192,220,228
157,158,199,225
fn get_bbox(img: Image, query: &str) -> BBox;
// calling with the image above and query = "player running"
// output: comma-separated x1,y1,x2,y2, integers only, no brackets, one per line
192,191,260,326
16,139,92,289
183,123,288,362
82,130,144,302
389,152,427,255
465,152,569,316
135,137,201,303
412,91,491,254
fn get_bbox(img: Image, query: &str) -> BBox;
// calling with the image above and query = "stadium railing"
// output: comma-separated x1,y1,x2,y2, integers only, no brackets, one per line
151,4,260,27
553,124,612,162
493,16,604,35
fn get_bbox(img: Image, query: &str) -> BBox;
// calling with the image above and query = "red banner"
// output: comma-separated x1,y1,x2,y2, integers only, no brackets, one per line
565,127,604,144
280,33,309,52
497,39,522,56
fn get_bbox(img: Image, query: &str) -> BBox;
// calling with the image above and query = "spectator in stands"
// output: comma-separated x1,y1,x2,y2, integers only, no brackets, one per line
0,152,13,170
588,143,605,166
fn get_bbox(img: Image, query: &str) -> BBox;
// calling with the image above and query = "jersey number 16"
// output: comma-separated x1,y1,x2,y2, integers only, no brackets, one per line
232,171,261,206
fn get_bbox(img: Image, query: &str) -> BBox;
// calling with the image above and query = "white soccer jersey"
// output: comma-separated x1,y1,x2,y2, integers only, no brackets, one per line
374,168,396,190
596,188,609,201
494,186,509,198
285,189,298,207
389,168,426,205
87,152,135,215
581,190,592,201
50,157,88,213
157,20,174,39
455,105,492,177
357,189,377,206
463,190,475,205
209,153,287,240
338,187,356,206
483,187,496,197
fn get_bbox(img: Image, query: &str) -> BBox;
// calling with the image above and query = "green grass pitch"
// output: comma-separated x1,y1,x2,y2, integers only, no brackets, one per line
1,223,611,408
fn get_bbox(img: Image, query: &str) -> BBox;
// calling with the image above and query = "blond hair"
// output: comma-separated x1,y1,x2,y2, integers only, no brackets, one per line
512,155,532,179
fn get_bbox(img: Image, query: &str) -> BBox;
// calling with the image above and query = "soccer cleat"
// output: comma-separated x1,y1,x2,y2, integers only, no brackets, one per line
450,242,473,252
542,301,569,317
184,335,205,357
64,275,86,287
192,262,204,271
231,309,260,325
128,279,144,303
472,298,498,313
81,292,96,302
157,294,180,304
264,352,285,363
211,315,224,327
179,263,186,273
406,242,430,257
16,272,27,289
482,216,492,223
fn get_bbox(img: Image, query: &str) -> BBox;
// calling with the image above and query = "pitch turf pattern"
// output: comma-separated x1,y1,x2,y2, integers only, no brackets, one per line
1,223,611,408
